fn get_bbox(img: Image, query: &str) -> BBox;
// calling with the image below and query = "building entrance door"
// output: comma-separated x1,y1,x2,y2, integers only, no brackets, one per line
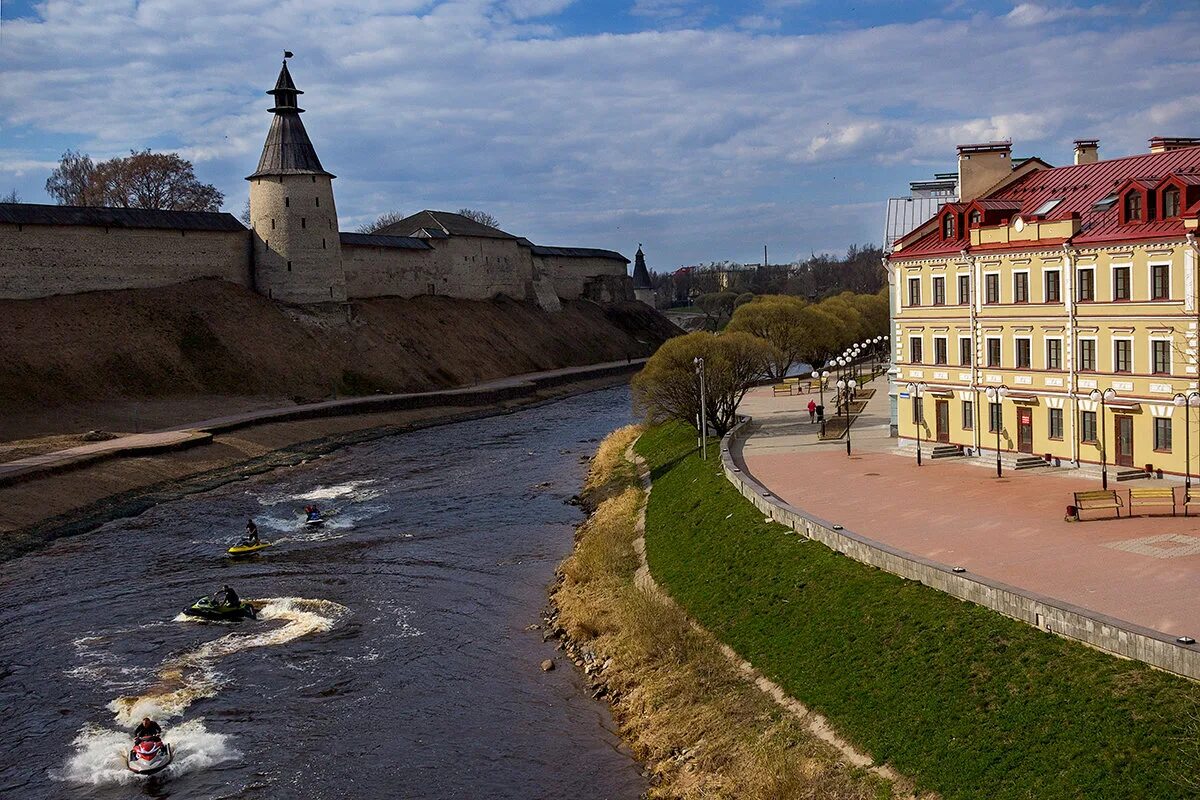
1017,407,1033,454
935,400,950,443
1115,415,1134,467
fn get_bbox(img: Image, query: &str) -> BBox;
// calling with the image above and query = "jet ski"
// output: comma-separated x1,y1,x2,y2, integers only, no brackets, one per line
183,595,257,621
304,514,324,526
227,539,272,556
128,738,174,775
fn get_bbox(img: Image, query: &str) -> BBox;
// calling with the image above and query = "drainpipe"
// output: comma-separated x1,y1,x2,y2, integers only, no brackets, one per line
1063,243,1079,468
963,248,982,455
1187,233,1200,478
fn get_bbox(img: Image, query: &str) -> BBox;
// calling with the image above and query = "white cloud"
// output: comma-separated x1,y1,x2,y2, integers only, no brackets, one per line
0,1,1197,267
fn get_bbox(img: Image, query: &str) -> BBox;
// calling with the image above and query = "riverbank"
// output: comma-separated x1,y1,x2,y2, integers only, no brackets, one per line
0,368,633,561
634,421,1200,799
548,426,900,799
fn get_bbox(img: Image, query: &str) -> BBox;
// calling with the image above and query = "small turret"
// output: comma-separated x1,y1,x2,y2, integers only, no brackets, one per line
246,54,345,304
632,244,654,306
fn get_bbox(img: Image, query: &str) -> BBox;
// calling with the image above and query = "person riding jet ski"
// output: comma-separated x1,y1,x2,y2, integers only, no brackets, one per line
128,716,174,774
213,584,240,607
304,504,323,523
240,519,260,547
130,716,162,760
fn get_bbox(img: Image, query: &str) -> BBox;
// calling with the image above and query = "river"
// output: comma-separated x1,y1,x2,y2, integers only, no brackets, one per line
0,386,646,799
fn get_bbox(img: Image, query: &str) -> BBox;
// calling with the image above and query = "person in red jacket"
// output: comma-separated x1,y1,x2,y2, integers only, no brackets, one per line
807,398,817,423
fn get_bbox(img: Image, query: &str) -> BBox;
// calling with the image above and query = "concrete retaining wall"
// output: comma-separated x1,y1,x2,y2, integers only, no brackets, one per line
722,417,1200,681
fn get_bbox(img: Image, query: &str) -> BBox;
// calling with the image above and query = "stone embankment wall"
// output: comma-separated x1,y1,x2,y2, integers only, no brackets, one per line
0,223,252,298
722,418,1200,682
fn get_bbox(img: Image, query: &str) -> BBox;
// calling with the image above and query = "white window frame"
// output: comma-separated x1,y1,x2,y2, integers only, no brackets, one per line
985,336,1002,368
1110,262,1133,302
933,335,949,365
1149,337,1173,376
1042,268,1061,303
909,334,924,364
958,335,973,366
1014,335,1033,369
1112,335,1134,373
957,271,971,305
1148,261,1172,301
908,276,922,307
1012,270,1031,304
1077,267,1096,301
983,271,1001,304
1077,335,1098,371
1044,335,1064,371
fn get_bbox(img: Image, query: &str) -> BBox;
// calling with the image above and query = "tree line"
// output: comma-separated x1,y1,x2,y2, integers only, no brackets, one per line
633,291,888,435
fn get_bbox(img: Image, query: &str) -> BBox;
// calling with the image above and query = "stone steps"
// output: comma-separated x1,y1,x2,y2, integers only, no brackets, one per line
1014,455,1050,470
930,444,963,459
1115,468,1149,482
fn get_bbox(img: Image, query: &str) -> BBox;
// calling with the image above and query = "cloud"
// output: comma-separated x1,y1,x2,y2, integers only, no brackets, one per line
0,1,1197,268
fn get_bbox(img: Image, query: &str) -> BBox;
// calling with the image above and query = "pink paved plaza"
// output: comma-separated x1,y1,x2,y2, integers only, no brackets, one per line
737,381,1200,639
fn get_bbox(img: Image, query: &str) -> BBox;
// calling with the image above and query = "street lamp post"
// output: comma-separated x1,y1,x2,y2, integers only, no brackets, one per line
907,381,926,465
694,356,707,461
1174,392,1199,502
1090,387,1116,489
837,377,858,456
985,385,1009,477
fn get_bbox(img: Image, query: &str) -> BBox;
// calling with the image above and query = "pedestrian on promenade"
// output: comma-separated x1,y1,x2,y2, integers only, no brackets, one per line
807,399,816,423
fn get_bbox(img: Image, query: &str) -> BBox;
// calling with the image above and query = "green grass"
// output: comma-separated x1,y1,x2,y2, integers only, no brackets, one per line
637,421,1200,800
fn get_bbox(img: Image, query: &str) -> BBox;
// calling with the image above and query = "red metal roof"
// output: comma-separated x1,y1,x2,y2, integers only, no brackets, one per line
894,145,1200,259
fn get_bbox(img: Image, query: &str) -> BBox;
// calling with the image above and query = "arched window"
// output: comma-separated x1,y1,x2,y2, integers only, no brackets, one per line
1164,186,1181,218
942,213,957,239
969,210,981,226
1124,191,1143,222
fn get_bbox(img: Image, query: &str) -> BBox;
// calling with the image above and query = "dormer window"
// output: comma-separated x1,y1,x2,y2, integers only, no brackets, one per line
1164,186,1181,218
1032,198,1062,216
968,210,981,226
942,213,957,239
1124,191,1143,222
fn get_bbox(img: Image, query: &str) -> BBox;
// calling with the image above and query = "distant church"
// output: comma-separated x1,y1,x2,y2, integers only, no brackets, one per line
0,56,644,310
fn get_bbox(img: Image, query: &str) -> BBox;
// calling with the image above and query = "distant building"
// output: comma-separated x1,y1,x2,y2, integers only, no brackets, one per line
884,173,957,251
888,136,1200,477
632,245,654,306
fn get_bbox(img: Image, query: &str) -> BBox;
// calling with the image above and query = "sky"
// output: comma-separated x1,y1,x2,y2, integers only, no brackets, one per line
1,1,1199,270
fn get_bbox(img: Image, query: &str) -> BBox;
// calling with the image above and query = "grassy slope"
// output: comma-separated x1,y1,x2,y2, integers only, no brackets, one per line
637,421,1200,800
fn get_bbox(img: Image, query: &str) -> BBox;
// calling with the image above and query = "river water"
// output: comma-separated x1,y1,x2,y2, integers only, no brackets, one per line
0,386,645,799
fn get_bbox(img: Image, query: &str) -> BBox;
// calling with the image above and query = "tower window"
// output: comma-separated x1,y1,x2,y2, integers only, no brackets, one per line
287,260,292,272
285,197,290,208
315,197,320,207
271,218,276,230
322,238,326,249
302,217,306,229
311,175,317,183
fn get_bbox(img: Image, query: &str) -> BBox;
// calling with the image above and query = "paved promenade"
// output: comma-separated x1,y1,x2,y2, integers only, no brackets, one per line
737,378,1200,641
0,359,644,486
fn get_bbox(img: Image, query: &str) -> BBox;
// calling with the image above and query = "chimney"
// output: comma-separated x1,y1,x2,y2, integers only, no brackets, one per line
1149,136,1200,154
1073,139,1099,165
957,141,1012,202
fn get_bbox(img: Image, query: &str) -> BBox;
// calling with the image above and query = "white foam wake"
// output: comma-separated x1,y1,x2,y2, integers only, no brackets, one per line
53,719,235,785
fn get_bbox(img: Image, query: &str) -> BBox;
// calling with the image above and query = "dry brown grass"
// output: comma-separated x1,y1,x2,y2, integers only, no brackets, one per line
553,427,893,800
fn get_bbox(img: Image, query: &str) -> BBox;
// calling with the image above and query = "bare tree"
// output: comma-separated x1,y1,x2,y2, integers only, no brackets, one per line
1,189,20,203
458,208,500,228
239,197,251,226
45,149,223,211
356,210,407,234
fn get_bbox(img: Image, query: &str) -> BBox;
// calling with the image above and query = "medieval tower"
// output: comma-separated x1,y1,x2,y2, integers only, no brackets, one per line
247,57,346,303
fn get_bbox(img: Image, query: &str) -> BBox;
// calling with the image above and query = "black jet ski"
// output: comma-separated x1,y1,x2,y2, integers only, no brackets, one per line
128,737,174,775
183,595,257,621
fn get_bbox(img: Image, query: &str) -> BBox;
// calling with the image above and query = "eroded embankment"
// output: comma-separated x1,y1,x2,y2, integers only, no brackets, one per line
547,426,899,799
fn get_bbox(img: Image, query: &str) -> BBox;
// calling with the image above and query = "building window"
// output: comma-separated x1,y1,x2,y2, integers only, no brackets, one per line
1155,418,1173,452
1014,272,1029,303
985,274,999,304
322,238,326,249
986,338,1001,367
1124,191,1142,221
958,274,971,305
1048,408,1063,440
959,337,972,365
911,396,923,424
285,196,290,208
1152,264,1170,300
1015,338,1031,369
301,217,306,229
969,210,981,226
271,218,276,230
908,277,921,306
1044,270,1060,303
1077,268,1095,301
910,336,923,363
943,213,956,239
1114,339,1132,373
1113,266,1131,301
962,400,974,430
1078,339,1096,371
932,276,945,305
1164,187,1181,218
315,197,321,207
934,337,948,365
1081,410,1098,443
989,402,1002,433
1153,340,1171,374
287,260,292,272
1046,339,1062,370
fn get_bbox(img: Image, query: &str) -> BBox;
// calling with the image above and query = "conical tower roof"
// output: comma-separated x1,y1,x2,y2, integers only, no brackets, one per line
247,57,334,180
632,245,652,289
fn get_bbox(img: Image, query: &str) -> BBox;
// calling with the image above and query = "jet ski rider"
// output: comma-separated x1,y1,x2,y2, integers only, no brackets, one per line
242,518,259,546
133,717,162,743
213,584,240,608
305,504,321,521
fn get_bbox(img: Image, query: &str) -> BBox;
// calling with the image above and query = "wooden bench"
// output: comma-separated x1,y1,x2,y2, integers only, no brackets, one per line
772,384,792,397
1185,492,1200,517
1073,489,1123,519
1129,487,1177,516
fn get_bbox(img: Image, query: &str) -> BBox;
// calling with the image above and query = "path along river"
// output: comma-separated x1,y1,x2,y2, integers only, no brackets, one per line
0,386,645,799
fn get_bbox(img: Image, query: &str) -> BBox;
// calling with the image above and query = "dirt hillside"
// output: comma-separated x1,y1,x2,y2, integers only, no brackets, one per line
0,279,676,437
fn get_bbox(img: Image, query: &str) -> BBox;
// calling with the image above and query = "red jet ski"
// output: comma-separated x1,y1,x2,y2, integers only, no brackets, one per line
127,737,174,775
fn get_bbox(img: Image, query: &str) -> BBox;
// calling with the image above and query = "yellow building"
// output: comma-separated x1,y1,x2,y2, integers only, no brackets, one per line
888,138,1200,478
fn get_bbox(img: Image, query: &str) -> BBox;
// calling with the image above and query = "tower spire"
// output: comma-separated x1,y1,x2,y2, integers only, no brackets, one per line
247,55,333,179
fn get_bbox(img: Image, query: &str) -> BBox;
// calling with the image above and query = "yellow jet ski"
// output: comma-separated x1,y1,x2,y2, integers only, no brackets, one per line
227,539,272,556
